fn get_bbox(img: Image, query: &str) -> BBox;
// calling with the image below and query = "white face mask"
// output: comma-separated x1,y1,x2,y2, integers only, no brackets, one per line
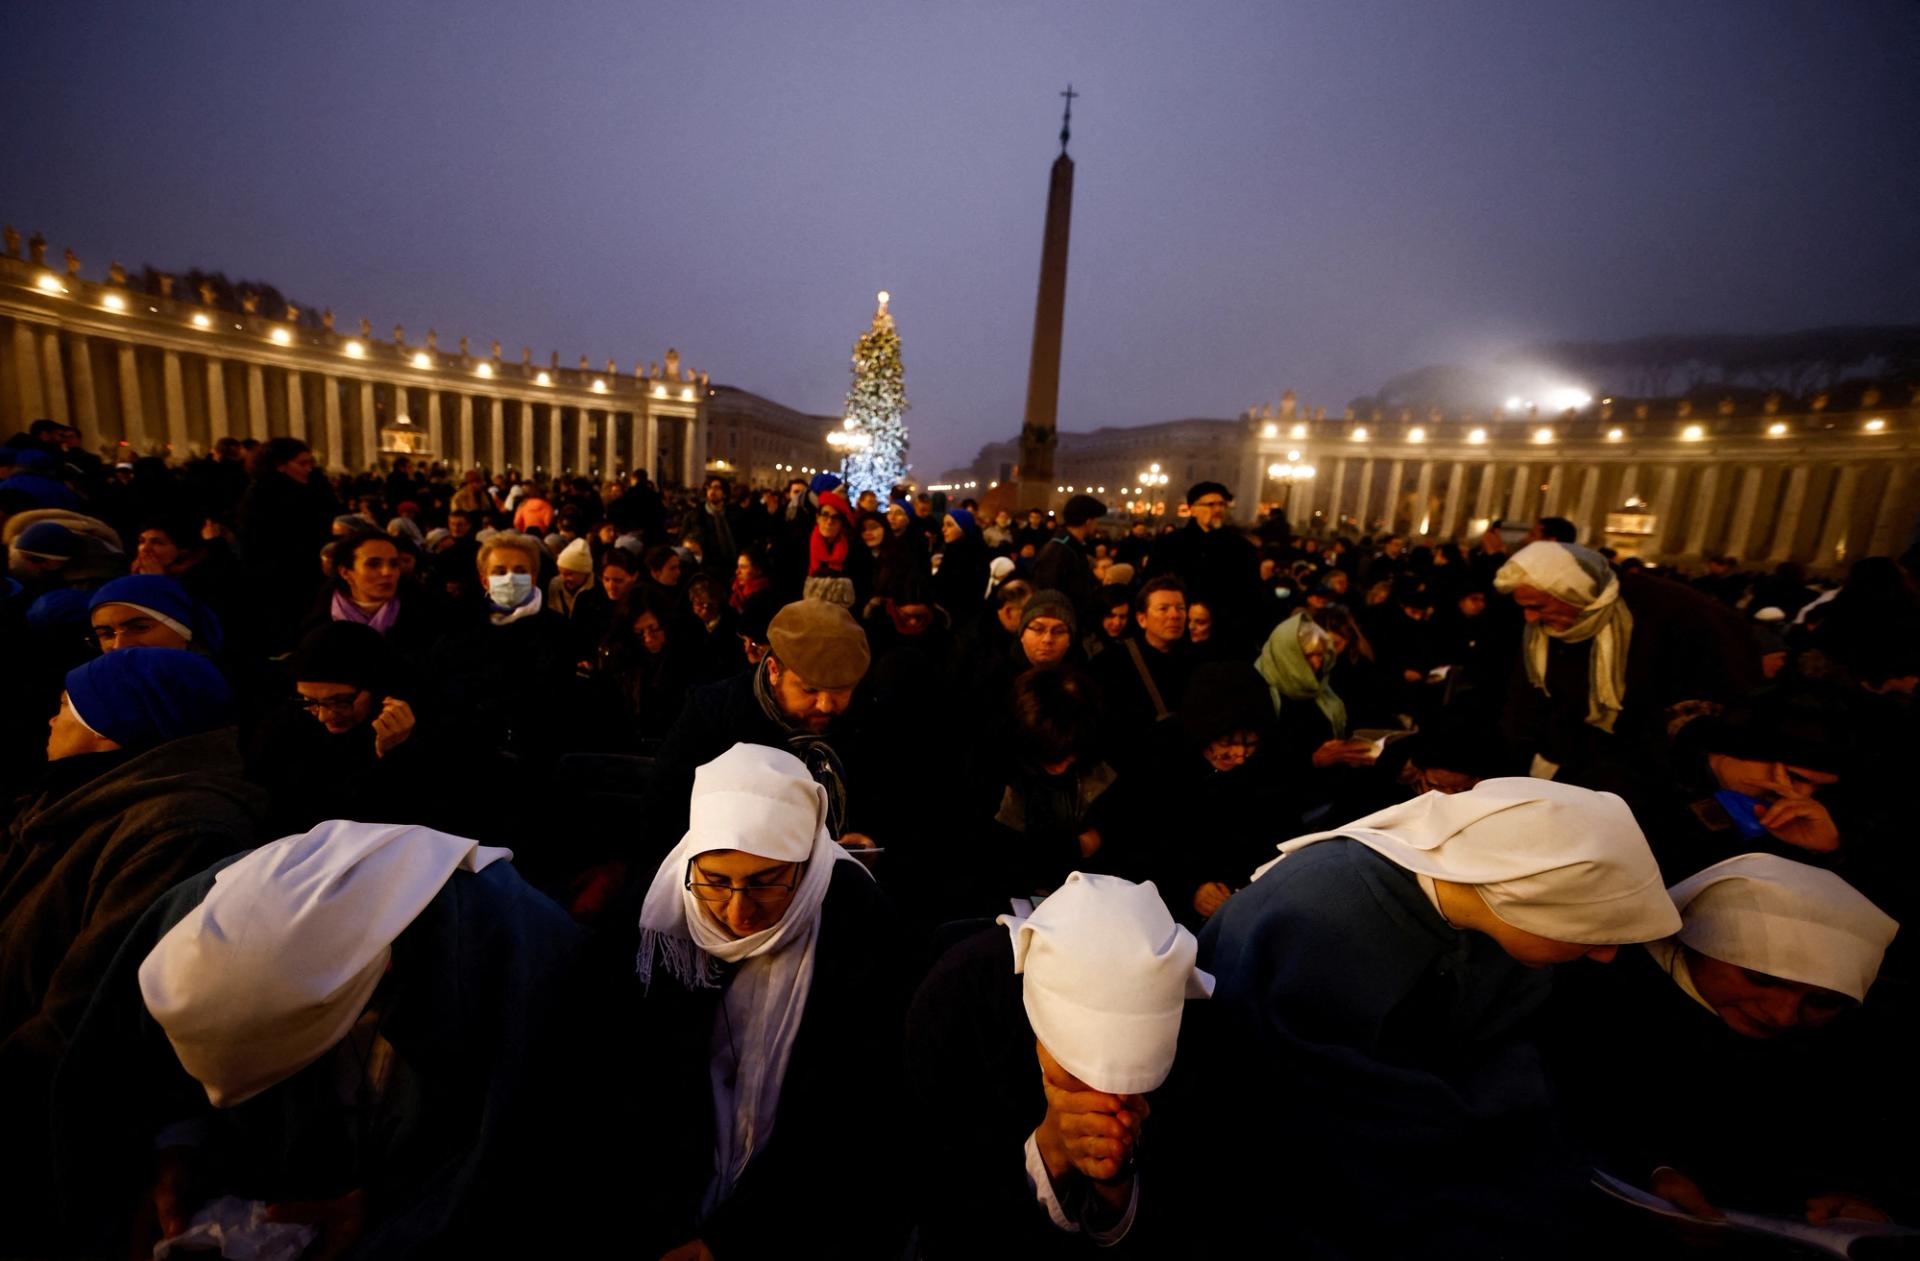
488,572,534,607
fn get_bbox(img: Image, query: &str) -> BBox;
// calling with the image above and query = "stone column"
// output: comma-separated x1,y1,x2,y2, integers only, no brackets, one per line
162,351,189,455
204,359,230,442
488,398,505,474
1353,458,1377,533
286,370,306,441
1618,465,1641,506
682,416,701,487
247,363,269,442
644,412,662,480
357,381,377,472
67,332,99,443
1470,461,1498,522
457,395,475,469
1237,443,1264,514
519,402,536,472
1650,465,1682,554
1867,464,1910,558
1412,460,1436,535
116,343,146,451
547,404,565,474
1682,464,1722,558
38,328,70,426
426,390,443,461
10,322,45,419
1538,463,1565,517
1290,460,1317,524
1571,465,1601,544
1506,462,1531,522
1438,461,1470,539
575,406,593,473
1817,464,1863,568
1724,465,1764,561
1382,459,1405,531
599,409,617,474
323,376,344,470
1768,464,1812,562
1324,456,1347,530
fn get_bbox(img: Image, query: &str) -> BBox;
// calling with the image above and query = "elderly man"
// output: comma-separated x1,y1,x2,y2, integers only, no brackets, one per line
0,650,263,1244
1492,540,1759,780
906,872,1213,1257
644,599,877,860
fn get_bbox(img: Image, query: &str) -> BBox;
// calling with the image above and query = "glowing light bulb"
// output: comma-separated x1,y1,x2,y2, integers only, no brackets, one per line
270,327,292,345
344,340,365,358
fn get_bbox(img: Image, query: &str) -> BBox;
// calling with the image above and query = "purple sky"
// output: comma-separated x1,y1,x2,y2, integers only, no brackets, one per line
6,1,1916,476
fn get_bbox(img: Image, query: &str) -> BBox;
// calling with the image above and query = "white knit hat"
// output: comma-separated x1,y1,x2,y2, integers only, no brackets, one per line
557,536,594,574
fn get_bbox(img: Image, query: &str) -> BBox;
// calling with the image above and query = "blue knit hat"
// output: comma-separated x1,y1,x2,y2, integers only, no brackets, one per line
14,521,83,558
946,507,979,537
809,472,843,495
64,648,233,749
88,574,226,654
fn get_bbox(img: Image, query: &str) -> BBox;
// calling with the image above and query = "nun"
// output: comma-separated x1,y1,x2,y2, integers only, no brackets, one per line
905,872,1213,1257
86,573,225,656
52,821,588,1258
1197,778,1682,1258
623,743,911,1261
1546,852,1909,1231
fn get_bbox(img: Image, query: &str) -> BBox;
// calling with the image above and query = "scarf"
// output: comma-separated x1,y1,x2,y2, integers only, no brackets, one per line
488,585,544,626
752,658,849,836
1493,542,1634,733
808,527,848,576
635,745,864,1212
705,501,737,558
1254,611,1347,737
729,571,770,614
331,588,400,635
1251,777,1681,945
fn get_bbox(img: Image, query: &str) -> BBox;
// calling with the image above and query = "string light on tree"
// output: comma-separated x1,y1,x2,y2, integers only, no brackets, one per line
838,289,910,497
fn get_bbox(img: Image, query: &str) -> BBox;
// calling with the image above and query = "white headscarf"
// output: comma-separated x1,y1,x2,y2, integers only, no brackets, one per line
1650,853,1898,1005
1252,778,1682,945
138,821,512,1107
998,872,1214,1096
1492,541,1634,732
635,743,864,1211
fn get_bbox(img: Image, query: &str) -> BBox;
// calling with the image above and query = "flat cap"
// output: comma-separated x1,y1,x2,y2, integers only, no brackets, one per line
768,598,871,689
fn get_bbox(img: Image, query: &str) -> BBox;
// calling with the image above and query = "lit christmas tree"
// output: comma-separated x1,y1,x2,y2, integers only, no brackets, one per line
836,289,910,496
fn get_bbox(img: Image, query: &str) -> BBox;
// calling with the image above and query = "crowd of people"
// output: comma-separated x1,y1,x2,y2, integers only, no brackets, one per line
3,416,1915,1259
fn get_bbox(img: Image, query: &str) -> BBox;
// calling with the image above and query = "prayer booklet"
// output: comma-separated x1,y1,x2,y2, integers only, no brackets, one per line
1352,726,1418,760
1591,1170,1920,1259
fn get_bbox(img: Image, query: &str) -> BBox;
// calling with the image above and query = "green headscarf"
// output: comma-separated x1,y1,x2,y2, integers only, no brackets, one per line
1254,611,1348,738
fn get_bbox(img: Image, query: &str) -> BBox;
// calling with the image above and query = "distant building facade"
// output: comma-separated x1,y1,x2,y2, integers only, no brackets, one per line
702,385,842,489
946,417,1247,515
1239,389,1920,571
0,228,715,484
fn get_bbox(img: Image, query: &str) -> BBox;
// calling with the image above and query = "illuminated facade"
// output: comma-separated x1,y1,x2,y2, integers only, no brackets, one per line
0,232,711,483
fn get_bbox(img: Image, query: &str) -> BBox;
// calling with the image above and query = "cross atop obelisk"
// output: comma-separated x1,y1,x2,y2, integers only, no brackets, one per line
1017,90,1078,510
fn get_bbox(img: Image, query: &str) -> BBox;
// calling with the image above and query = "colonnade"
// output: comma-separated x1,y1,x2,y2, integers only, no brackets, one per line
0,252,710,483
1244,413,1918,572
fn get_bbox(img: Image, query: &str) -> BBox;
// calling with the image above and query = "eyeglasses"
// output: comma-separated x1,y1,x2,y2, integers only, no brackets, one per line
686,859,802,904
297,690,364,715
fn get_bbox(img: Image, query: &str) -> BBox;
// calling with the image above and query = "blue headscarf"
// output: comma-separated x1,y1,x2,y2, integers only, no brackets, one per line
64,648,233,749
88,574,226,654
946,507,980,538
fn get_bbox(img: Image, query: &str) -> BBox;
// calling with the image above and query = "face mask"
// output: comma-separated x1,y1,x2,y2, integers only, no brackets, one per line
489,572,534,607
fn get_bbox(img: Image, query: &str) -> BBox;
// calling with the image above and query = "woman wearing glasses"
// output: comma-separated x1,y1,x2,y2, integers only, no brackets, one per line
624,743,911,1261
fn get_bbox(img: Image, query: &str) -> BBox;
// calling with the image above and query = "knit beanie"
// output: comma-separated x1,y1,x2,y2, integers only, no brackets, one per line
1019,589,1078,637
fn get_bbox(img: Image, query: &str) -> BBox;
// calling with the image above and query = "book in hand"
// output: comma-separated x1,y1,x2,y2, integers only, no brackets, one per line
1351,726,1418,761
1591,1170,1920,1258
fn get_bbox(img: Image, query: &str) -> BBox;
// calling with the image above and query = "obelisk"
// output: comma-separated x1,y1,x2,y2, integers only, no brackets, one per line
1016,86,1077,512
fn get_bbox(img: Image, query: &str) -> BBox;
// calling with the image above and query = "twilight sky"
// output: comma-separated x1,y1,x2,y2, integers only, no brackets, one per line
5,1,1916,476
